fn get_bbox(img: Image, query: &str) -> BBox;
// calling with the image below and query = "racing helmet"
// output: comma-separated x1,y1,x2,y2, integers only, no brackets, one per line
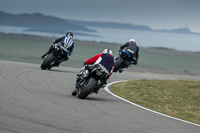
66,32,73,37
129,38,136,43
103,49,113,55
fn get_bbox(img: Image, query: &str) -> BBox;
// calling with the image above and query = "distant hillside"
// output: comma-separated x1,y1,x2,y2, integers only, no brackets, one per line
158,27,200,35
0,10,199,35
68,20,200,35
0,11,96,36
67,20,152,31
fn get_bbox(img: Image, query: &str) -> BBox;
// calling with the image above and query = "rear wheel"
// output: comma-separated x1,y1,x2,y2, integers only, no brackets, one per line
41,53,55,70
114,58,124,72
78,78,97,99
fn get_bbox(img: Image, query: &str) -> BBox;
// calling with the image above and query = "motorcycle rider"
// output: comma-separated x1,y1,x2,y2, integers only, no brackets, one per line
116,38,139,73
41,32,75,67
119,38,139,64
72,49,115,95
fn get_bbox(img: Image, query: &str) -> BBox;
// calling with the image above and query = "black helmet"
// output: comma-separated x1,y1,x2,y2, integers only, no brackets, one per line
66,32,73,37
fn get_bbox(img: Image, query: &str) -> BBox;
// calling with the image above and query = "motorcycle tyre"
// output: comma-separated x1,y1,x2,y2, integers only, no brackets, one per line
114,58,124,72
41,53,55,70
78,78,97,99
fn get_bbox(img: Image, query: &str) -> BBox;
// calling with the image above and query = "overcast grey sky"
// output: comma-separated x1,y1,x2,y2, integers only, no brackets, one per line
1,0,200,32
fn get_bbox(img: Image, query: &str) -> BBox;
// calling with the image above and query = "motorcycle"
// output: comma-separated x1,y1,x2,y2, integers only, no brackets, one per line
114,48,136,73
41,44,69,70
72,65,109,99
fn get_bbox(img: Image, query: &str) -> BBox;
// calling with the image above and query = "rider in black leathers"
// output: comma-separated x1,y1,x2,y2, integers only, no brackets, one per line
41,32,75,67
119,38,139,65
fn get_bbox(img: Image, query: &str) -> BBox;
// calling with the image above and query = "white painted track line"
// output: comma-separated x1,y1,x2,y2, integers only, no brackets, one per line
105,80,200,127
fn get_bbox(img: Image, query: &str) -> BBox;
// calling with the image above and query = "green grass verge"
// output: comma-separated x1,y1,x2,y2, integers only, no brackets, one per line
110,79,200,124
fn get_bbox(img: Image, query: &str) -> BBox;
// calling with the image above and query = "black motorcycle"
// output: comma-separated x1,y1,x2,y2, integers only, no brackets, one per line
114,48,136,73
72,65,109,99
41,44,69,70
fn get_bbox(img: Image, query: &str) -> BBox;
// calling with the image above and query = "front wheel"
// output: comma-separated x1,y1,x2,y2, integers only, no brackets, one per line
41,53,55,70
78,78,97,99
114,58,124,72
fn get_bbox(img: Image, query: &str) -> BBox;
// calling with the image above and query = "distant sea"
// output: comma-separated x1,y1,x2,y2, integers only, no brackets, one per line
0,25,200,52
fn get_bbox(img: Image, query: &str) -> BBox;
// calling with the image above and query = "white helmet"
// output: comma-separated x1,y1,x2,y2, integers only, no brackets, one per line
129,38,136,43
103,49,113,55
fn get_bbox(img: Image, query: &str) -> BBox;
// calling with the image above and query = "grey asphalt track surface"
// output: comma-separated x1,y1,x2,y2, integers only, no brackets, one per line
0,60,200,133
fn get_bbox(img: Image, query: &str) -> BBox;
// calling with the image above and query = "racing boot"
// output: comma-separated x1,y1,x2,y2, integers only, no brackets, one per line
92,87,100,94
48,65,52,70
72,79,80,96
119,69,124,73
72,87,78,96
51,60,59,67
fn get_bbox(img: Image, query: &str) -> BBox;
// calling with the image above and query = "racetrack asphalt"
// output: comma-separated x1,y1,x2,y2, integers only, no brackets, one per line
0,60,200,133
